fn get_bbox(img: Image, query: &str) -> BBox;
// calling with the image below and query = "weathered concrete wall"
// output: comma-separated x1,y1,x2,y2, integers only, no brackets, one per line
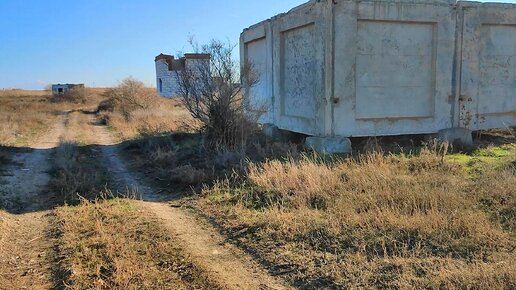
457,1,516,130
241,0,516,138
241,21,274,124
333,0,456,137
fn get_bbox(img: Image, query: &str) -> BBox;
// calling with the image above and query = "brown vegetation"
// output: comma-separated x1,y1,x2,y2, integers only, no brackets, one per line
98,78,196,140
0,89,104,146
52,198,222,289
196,145,516,289
51,86,87,103
177,40,260,151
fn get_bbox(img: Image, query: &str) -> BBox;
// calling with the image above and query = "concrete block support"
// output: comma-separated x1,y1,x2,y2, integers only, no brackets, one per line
262,123,282,141
438,128,473,146
305,136,352,154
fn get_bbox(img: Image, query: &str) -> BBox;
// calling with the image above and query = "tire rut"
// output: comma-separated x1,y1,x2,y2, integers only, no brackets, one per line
0,113,68,289
81,113,289,290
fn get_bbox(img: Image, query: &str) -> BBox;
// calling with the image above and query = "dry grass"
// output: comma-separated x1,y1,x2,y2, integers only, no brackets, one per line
49,142,110,204
101,101,194,140
199,146,516,288
98,79,197,140
0,89,105,147
52,198,222,290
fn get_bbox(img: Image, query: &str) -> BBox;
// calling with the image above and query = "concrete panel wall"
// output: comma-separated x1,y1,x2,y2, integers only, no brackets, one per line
241,0,516,138
334,0,456,137
272,1,327,136
355,20,435,119
458,2,516,130
241,21,274,123
281,24,317,120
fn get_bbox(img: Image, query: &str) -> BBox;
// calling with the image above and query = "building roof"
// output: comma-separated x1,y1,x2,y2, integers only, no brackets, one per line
155,53,211,71
184,53,211,60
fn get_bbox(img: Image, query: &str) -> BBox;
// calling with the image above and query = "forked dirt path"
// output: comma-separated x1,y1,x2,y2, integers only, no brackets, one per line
80,113,288,290
0,113,67,289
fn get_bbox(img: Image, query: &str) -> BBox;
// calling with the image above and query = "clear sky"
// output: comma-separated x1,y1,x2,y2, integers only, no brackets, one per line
0,0,306,89
0,0,514,89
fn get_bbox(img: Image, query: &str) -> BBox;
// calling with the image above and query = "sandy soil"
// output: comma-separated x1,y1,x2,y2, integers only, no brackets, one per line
0,113,67,289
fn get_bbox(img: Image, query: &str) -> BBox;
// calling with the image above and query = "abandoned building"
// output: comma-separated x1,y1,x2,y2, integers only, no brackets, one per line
241,0,516,153
154,53,210,97
51,84,84,96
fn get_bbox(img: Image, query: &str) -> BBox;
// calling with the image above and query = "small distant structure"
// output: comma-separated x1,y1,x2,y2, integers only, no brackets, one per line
51,84,84,96
154,53,210,97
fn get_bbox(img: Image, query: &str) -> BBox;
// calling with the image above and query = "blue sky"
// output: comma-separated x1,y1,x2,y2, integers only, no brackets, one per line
0,0,305,89
0,0,514,89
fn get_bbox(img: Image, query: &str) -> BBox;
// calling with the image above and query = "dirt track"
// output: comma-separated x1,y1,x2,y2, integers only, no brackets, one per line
0,111,287,290
0,113,67,289
79,113,287,290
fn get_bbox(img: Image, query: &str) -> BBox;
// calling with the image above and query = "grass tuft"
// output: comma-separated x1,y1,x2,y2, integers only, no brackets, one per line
52,198,221,289
200,147,516,288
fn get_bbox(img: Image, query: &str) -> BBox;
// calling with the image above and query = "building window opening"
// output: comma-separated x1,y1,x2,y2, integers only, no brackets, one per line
158,78,163,93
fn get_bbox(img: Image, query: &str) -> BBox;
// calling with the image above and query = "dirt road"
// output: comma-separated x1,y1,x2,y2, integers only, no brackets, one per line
0,113,67,289
79,113,288,289
0,111,287,290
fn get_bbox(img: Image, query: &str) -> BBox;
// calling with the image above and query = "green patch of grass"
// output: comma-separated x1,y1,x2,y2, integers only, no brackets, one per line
472,144,515,158
446,144,515,177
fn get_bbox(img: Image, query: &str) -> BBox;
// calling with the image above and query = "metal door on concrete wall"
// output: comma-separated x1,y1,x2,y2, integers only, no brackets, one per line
458,2,516,131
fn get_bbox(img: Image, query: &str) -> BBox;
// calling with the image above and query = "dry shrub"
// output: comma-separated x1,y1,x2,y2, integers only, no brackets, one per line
178,40,260,151
53,198,221,289
102,78,157,117
202,148,516,288
49,142,107,204
99,78,196,140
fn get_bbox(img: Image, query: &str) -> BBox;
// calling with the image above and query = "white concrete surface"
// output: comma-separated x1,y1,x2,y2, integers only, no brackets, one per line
241,0,516,142
154,54,210,98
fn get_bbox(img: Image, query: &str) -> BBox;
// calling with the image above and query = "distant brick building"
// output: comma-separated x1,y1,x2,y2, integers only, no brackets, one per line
154,53,210,98
51,84,84,96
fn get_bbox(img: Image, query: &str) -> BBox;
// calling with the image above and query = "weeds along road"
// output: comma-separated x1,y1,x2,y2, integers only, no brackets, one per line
1,110,288,290
0,113,68,289
79,112,288,290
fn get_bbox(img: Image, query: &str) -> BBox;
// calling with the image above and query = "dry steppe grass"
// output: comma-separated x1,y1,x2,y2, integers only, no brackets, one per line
98,79,196,140
0,89,105,147
199,145,516,289
53,198,222,290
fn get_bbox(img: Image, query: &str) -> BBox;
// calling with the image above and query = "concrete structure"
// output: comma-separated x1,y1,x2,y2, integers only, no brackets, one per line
51,84,84,96
241,0,516,152
155,53,210,97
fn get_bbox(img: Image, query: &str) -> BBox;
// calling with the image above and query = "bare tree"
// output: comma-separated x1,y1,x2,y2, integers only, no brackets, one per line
177,39,259,151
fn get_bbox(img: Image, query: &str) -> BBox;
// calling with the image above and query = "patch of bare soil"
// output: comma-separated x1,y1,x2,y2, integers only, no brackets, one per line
80,113,288,290
0,113,67,289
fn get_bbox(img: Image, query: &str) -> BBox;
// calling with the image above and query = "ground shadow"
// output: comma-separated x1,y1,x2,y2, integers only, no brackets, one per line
1,127,514,216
